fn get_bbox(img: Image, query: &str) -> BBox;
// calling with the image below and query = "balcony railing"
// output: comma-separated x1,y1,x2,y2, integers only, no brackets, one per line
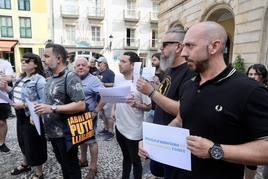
150,11,159,23
123,9,140,22
149,39,158,50
61,36,104,48
61,5,79,18
91,38,105,48
62,37,76,46
87,7,105,20
123,38,140,49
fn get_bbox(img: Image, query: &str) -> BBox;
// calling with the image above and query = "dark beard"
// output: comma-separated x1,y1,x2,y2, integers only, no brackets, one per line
195,58,209,73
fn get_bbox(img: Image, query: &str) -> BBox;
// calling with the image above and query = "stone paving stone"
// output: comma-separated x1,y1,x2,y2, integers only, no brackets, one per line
1,117,264,179
0,117,153,179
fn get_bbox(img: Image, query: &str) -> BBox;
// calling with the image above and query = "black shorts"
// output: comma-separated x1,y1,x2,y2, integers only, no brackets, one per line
0,103,11,120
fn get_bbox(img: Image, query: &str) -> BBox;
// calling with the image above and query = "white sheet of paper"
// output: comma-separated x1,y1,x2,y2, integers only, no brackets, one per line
25,99,41,135
142,67,156,82
133,62,142,87
99,86,131,103
143,122,191,171
0,90,13,104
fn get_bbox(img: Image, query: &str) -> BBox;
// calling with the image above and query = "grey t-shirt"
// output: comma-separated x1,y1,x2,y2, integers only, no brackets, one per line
43,69,85,138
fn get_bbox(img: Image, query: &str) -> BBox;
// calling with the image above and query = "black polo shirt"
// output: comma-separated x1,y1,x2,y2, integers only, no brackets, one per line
171,67,268,179
153,63,194,125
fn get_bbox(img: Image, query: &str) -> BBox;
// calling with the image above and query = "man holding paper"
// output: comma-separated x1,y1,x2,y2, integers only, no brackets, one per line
136,27,194,178
140,21,268,179
115,52,151,179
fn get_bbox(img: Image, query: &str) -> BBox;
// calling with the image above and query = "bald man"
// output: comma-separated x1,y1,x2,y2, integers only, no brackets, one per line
139,21,268,179
74,57,104,179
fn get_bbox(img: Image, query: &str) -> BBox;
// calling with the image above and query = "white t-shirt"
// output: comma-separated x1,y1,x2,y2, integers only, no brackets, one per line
114,74,151,140
0,59,14,104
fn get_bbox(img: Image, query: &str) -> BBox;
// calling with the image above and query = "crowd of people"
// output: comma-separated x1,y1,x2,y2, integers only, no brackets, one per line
1,21,268,179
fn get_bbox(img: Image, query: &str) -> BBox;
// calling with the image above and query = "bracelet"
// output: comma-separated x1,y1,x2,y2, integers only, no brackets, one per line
148,89,156,98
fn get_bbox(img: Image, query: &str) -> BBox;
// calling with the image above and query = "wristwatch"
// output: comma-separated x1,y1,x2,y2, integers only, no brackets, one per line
208,143,224,160
51,104,57,113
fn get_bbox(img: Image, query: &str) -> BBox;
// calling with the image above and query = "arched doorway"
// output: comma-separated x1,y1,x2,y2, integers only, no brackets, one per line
260,8,268,65
202,5,235,65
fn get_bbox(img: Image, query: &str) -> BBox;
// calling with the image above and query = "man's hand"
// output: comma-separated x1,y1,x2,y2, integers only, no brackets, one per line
126,95,137,107
187,135,214,159
138,141,149,159
136,78,154,95
0,80,8,91
11,102,25,110
34,103,53,115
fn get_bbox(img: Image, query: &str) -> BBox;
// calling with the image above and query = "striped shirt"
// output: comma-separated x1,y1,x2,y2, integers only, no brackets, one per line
13,78,27,103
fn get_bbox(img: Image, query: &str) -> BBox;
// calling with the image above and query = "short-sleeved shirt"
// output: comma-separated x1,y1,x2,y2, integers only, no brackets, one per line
81,73,103,111
114,74,151,140
97,68,115,84
43,69,85,138
20,74,46,116
0,59,14,104
171,67,268,179
153,63,194,125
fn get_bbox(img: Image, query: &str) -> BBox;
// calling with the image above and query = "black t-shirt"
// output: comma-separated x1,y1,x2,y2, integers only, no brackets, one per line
153,63,194,125
171,67,268,179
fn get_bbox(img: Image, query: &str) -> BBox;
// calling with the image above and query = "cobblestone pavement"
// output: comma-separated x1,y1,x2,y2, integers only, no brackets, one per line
0,117,153,179
0,117,265,179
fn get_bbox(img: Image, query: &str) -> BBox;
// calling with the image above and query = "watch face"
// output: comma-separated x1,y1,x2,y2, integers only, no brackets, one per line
210,145,224,160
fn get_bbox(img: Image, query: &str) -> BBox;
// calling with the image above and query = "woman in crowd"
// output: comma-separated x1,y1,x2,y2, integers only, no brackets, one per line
245,63,267,179
10,52,47,179
246,63,267,86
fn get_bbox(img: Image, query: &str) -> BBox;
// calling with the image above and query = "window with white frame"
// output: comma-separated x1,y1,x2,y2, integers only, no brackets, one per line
127,0,136,16
65,25,76,42
126,28,135,46
91,26,100,41
152,29,158,48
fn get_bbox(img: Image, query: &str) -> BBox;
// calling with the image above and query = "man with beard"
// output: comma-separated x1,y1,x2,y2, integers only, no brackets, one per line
151,52,164,83
35,43,85,179
139,21,268,179
136,27,194,178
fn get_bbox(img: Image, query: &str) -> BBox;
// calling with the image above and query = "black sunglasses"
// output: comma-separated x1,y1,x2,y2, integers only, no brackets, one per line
21,58,32,63
162,41,180,48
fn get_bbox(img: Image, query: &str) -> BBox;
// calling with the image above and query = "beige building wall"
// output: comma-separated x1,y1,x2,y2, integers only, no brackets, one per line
158,0,268,67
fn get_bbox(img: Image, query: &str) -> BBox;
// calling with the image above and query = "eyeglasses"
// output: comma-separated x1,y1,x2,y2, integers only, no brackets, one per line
162,41,180,48
21,58,31,63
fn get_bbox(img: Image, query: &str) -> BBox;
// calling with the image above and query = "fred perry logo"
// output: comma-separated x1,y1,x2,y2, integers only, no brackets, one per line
215,105,223,112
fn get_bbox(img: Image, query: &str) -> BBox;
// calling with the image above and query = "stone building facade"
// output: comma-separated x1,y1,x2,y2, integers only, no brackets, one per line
158,0,268,67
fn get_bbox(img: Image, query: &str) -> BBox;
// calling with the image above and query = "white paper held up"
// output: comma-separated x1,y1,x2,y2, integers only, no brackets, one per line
99,86,131,103
143,122,191,171
25,98,41,135
142,67,156,82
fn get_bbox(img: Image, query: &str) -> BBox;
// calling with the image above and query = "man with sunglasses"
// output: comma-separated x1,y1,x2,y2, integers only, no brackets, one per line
136,27,194,178
140,21,268,179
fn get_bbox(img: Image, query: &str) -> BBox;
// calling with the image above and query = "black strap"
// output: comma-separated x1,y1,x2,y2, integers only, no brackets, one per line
64,71,72,103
